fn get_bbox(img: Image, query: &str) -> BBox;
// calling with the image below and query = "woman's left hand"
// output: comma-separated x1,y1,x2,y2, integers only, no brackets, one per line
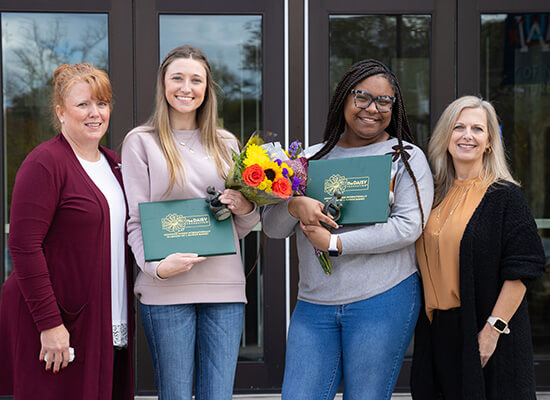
300,221,331,251
478,323,500,368
219,189,254,215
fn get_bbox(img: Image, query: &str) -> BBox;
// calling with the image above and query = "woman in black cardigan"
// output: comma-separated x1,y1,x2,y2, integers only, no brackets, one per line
411,96,545,400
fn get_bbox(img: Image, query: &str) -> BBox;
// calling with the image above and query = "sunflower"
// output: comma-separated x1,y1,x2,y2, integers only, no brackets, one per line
243,144,271,168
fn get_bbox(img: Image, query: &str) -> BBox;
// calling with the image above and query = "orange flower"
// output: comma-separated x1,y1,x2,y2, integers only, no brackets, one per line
272,177,292,198
242,164,265,187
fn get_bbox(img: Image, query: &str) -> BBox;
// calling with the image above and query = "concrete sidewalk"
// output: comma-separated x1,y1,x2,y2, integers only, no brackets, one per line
136,396,409,399
137,393,550,399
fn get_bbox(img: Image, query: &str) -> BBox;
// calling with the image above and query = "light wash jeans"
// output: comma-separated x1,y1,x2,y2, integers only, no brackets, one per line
140,302,244,400
282,273,420,400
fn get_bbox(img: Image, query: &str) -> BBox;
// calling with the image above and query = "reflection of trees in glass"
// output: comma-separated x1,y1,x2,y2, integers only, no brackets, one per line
212,19,262,144
329,15,430,147
3,14,108,216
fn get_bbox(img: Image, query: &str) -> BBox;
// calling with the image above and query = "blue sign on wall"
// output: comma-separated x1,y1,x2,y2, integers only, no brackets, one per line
503,14,550,85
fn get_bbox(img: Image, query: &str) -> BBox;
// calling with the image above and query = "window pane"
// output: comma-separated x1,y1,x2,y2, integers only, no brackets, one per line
159,15,262,144
2,12,109,280
159,14,264,361
481,13,550,356
329,15,431,147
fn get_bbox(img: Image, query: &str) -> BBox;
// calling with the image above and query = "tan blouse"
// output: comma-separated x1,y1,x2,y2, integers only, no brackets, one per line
416,177,488,322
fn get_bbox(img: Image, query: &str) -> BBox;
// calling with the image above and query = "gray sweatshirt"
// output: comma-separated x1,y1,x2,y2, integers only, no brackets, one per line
262,138,433,305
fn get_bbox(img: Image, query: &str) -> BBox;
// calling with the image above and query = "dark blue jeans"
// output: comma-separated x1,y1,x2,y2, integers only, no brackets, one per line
282,273,420,400
140,302,244,400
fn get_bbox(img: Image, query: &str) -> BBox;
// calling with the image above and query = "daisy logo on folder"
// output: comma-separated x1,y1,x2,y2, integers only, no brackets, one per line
323,174,370,197
139,198,236,261
161,213,211,237
161,213,187,233
306,155,392,225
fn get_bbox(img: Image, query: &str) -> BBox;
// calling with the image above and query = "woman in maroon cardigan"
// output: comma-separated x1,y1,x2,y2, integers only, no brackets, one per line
0,63,134,399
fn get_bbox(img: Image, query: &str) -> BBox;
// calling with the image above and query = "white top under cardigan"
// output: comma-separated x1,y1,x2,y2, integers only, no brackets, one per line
77,153,128,347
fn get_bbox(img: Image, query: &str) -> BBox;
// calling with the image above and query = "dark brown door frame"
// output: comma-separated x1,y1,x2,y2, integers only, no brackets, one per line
458,0,550,390
306,0,456,392
135,0,286,393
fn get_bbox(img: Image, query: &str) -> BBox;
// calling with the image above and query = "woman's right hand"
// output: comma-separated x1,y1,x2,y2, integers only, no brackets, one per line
39,324,71,373
156,253,207,279
288,196,339,229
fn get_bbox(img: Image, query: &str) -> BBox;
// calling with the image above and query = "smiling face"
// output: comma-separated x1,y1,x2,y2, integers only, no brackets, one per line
56,81,110,145
447,107,490,178
340,74,394,148
164,57,207,128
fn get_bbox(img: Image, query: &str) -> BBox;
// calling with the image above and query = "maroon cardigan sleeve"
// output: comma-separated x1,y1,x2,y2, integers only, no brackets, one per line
8,154,63,332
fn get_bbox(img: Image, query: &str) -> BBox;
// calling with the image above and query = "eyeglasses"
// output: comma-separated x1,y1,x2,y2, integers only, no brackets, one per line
350,89,395,113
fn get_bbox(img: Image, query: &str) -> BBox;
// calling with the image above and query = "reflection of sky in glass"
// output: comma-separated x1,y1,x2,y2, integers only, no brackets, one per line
2,12,108,106
481,14,507,23
159,15,261,99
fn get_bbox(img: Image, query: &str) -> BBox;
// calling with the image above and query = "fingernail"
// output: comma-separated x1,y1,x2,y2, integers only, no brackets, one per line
53,370,58,374
62,366,67,370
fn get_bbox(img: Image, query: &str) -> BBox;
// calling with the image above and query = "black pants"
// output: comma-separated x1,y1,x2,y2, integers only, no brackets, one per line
411,308,462,400
112,347,128,399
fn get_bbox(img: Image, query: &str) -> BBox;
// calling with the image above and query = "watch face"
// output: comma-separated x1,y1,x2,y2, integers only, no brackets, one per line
328,249,339,257
494,319,507,332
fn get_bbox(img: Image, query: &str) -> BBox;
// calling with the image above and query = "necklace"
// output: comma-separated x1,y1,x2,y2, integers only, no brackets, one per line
179,134,199,153
433,181,476,255
178,137,212,160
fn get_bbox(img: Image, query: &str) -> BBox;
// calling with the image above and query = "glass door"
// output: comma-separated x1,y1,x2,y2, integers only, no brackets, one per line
134,0,286,394
458,0,550,389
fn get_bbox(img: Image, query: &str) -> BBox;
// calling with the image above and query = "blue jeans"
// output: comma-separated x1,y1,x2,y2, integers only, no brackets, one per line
140,302,244,400
282,273,420,400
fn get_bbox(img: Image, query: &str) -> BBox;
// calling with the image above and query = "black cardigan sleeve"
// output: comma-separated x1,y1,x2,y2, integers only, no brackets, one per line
499,184,546,286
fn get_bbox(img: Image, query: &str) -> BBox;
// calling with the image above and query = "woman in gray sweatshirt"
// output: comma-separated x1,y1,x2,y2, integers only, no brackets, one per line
263,59,433,400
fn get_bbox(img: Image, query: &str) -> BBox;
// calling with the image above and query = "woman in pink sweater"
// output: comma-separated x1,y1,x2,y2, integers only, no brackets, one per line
121,46,259,400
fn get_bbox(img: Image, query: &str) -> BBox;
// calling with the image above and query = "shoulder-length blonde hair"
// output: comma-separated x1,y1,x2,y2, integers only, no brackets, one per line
145,45,234,195
428,95,518,207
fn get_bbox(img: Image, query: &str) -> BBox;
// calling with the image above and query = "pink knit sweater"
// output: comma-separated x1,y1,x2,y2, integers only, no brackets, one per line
121,126,259,305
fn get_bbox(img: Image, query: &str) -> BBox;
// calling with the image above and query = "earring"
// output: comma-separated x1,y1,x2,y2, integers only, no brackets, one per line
485,147,492,154
60,120,64,124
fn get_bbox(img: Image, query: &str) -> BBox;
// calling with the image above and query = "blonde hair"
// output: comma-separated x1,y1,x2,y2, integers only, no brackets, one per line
51,63,112,130
145,45,234,195
428,95,518,207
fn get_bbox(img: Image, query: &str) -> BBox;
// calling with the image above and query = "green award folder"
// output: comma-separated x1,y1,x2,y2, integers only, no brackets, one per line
306,154,392,225
139,198,236,261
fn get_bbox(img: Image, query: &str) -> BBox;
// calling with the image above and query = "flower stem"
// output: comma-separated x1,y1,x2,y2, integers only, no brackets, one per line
314,248,332,275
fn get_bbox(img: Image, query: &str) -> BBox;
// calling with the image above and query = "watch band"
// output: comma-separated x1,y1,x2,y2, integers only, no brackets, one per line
487,316,510,334
328,234,339,257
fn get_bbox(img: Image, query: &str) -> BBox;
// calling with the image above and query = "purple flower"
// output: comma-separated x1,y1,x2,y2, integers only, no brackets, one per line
274,159,282,166
282,167,289,178
288,141,303,159
292,176,300,190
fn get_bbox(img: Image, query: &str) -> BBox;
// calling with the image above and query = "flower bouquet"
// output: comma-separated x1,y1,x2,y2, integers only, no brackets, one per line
226,131,332,274
225,131,307,206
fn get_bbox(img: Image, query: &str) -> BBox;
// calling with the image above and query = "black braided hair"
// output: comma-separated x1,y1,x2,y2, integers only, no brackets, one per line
310,58,425,229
